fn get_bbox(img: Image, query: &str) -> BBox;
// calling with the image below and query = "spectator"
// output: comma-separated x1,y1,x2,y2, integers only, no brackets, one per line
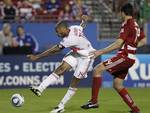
72,0,91,20
32,0,50,22
42,0,60,13
40,0,61,20
17,0,36,21
0,1,4,20
29,0,41,10
11,0,19,6
58,4,73,21
14,25,39,53
0,23,13,54
60,0,73,8
1,0,18,22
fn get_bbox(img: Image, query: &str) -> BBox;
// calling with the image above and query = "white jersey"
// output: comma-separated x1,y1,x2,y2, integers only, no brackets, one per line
60,25,95,57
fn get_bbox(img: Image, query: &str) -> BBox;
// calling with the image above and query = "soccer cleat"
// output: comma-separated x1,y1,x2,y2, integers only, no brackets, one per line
30,86,41,97
81,101,99,109
50,106,65,113
130,110,141,113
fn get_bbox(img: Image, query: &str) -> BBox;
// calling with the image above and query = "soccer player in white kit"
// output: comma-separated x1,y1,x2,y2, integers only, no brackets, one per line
27,15,95,113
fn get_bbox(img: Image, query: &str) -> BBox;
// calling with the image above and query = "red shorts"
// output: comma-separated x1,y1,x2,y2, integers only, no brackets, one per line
103,55,135,79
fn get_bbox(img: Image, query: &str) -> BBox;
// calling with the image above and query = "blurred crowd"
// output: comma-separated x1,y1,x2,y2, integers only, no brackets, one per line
0,23,39,55
0,0,92,22
0,0,93,55
0,0,150,55
105,0,150,24
0,0,150,23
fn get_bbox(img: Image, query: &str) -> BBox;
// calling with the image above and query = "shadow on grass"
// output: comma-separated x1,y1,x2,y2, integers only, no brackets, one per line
64,106,102,113
106,110,127,113
65,109,128,113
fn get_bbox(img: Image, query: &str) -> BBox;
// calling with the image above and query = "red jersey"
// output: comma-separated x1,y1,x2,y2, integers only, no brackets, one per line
118,18,145,56
18,1,36,18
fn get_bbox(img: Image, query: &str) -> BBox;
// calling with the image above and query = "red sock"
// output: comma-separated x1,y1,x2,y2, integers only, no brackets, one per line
91,77,102,104
119,88,140,112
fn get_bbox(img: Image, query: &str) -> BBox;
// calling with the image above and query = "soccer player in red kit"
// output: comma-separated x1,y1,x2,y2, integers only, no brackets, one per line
81,3,146,113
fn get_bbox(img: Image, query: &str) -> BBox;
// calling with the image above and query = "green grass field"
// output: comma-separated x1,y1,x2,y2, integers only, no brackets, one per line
0,88,149,113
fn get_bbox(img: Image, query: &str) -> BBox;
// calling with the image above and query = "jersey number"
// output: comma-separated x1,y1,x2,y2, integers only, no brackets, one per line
74,28,85,38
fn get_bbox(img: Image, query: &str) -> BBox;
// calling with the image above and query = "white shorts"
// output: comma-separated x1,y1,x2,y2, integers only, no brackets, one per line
63,52,94,79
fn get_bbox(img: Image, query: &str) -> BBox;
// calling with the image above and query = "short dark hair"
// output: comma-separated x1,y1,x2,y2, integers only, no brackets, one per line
55,20,68,30
16,25,24,35
121,3,133,16
17,25,24,30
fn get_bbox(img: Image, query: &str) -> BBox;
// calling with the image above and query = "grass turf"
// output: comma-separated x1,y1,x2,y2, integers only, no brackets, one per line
0,88,149,113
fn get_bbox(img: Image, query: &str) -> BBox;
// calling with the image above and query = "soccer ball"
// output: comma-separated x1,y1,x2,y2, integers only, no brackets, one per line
11,94,24,107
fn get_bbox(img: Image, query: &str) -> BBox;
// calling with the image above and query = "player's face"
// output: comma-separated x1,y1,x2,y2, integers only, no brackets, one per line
120,12,125,20
56,27,67,38
17,27,25,36
3,26,11,35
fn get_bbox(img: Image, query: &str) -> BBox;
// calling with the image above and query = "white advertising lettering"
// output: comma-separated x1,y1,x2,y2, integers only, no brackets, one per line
128,58,150,80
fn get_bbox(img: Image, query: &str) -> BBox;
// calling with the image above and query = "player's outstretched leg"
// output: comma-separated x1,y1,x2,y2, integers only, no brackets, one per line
50,87,77,113
50,77,80,113
113,78,141,113
81,63,105,109
30,61,71,97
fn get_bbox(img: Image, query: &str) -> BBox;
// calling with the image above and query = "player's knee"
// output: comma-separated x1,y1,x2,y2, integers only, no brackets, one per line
113,83,123,91
54,66,66,76
93,64,104,76
113,83,119,91
113,78,124,91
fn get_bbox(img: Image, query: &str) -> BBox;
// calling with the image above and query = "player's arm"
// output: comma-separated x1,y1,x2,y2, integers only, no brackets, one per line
92,22,129,58
137,28,147,47
93,38,124,58
27,44,64,61
137,37,147,47
80,15,88,29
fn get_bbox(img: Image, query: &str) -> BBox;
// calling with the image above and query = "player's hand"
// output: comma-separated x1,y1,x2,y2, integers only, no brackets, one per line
81,15,88,22
27,54,39,61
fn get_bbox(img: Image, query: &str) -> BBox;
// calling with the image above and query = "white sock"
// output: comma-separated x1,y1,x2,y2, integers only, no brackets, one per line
38,73,59,92
58,87,77,108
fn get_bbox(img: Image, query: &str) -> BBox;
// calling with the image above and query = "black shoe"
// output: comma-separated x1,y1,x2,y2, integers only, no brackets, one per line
50,106,65,113
81,101,99,109
130,110,141,113
30,86,41,97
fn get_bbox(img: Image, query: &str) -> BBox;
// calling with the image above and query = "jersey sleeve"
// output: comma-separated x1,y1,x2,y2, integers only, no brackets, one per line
78,26,83,32
118,25,129,41
60,37,77,48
